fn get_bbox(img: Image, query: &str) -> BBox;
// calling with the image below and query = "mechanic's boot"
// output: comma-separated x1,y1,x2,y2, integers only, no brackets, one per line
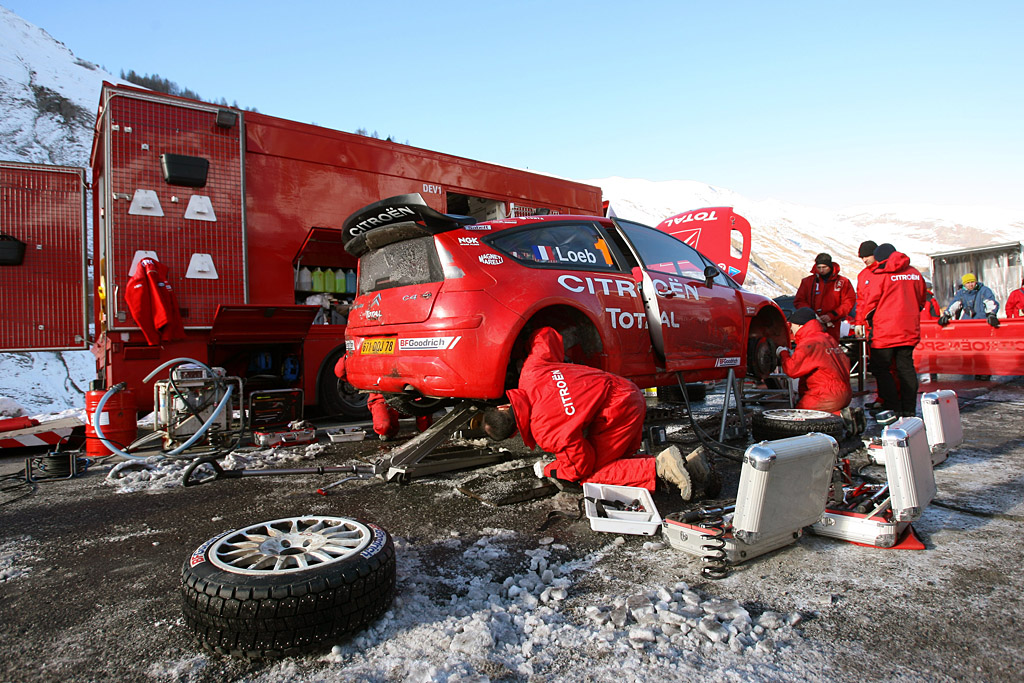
656,445,692,501
683,447,711,492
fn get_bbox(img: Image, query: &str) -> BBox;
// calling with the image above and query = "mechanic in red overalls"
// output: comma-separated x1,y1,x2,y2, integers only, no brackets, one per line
334,355,431,440
1005,278,1024,318
777,308,852,415
794,253,856,340
480,327,706,500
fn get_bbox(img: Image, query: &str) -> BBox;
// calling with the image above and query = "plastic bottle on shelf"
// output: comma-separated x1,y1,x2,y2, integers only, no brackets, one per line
296,266,312,291
335,268,347,294
345,269,357,293
311,268,325,292
323,267,336,293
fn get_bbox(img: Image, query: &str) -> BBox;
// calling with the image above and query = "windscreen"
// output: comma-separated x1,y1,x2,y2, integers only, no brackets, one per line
357,235,444,294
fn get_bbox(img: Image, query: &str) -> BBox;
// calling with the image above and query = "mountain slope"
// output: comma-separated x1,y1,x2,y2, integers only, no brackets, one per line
1,5,1021,415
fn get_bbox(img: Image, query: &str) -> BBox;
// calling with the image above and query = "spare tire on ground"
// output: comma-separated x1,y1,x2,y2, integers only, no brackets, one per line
751,408,845,442
181,515,395,659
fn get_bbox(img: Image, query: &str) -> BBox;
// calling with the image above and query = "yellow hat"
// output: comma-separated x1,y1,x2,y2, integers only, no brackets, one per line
962,273,977,284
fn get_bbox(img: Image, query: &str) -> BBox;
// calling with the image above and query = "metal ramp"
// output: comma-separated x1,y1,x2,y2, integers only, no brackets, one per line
374,401,508,482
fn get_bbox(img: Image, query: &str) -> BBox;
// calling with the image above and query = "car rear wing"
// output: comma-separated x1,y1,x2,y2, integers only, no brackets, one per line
343,193,476,256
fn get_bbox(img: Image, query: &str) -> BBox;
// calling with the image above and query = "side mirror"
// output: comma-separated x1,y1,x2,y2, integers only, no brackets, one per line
703,265,719,287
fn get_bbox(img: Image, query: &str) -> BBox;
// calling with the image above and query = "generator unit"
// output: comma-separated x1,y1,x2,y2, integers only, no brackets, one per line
154,364,243,449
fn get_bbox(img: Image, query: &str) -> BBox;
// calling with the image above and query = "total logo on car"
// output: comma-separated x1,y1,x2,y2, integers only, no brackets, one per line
341,193,788,415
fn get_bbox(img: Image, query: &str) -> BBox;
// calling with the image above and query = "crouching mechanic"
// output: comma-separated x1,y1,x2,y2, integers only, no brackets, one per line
777,308,852,414
481,327,711,500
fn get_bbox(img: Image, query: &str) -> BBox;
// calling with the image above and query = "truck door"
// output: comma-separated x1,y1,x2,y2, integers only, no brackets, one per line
0,161,89,351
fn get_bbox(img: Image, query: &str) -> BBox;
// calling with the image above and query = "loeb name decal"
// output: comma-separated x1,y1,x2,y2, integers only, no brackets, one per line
479,253,504,265
398,336,462,351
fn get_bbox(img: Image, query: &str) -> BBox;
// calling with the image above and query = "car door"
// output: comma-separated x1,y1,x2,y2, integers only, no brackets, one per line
612,219,744,372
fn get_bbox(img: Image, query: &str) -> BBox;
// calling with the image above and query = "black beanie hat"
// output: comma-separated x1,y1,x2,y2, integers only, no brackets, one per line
814,252,832,266
858,240,878,258
874,243,896,262
787,308,817,326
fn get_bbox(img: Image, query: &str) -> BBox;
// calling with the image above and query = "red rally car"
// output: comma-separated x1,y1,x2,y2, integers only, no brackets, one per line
341,194,788,415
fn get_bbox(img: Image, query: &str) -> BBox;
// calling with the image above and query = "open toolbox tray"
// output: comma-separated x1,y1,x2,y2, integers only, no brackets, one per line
812,416,936,546
583,483,661,536
663,432,837,566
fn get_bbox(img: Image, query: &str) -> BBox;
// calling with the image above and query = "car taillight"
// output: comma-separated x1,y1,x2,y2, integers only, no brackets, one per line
434,239,465,279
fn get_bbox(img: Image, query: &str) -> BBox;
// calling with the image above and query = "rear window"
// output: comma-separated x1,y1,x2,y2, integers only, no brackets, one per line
358,235,443,294
490,222,618,270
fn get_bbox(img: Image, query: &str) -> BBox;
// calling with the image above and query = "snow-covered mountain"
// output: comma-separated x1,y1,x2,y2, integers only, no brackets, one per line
1,5,1021,416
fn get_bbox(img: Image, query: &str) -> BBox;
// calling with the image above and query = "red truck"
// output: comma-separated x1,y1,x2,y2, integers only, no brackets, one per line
0,83,602,416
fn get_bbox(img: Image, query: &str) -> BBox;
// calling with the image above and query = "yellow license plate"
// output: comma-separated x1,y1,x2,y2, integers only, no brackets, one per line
361,337,395,355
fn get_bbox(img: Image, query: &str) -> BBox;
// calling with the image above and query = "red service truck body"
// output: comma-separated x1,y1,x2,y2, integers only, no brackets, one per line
1,83,602,415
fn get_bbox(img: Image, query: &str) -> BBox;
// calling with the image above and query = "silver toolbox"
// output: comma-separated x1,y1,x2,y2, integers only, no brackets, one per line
663,433,837,566
880,417,936,522
812,509,907,548
921,390,962,465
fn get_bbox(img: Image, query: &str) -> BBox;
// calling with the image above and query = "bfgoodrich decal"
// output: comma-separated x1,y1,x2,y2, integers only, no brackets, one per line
399,336,463,351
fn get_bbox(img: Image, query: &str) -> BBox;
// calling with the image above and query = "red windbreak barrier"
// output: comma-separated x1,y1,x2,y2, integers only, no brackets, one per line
915,318,1024,375
656,207,751,285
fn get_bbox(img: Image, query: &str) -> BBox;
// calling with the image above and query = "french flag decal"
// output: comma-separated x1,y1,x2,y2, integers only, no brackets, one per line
532,245,554,261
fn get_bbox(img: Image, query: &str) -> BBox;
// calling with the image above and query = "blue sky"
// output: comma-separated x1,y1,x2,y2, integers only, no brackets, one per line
6,1,1022,209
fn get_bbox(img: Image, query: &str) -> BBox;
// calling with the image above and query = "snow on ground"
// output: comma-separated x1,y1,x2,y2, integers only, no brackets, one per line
0,535,38,583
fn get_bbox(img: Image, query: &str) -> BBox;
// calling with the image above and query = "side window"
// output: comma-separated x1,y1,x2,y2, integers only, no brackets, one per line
490,222,618,270
618,221,708,280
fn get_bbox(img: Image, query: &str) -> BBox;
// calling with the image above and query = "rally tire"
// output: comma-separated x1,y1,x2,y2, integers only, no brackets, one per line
751,408,845,442
180,516,395,660
319,350,370,419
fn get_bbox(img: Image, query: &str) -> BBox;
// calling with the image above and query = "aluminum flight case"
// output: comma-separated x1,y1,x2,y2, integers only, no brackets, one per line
921,390,962,465
812,417,935,546
663,433,837,566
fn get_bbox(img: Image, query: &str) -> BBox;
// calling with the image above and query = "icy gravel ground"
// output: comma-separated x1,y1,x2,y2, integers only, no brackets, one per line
0,536,38,583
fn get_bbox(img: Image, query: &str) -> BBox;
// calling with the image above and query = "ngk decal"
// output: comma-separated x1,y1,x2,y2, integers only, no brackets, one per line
557,274,700,301
398,336,463,351
458,236,480,246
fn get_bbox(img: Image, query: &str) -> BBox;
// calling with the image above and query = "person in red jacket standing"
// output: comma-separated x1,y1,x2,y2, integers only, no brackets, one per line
1006,278,1024,318
794,253,856,340
852,241,878,339
861,243,927,417
777,308,852,415
481,327,708,500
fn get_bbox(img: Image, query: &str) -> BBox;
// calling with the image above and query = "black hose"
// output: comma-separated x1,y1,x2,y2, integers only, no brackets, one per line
678,377,746,463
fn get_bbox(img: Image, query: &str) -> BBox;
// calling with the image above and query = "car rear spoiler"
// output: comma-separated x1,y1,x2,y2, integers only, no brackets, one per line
342,193,476,256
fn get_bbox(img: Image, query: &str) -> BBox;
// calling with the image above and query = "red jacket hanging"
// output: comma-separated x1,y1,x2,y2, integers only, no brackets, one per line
861,251,926,349
124,258,185,345
505,327,656,490
779,320,852,414
794,264,856,338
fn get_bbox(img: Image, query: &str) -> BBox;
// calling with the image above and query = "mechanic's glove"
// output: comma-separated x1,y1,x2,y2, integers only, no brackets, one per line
984,299,998,315
948,300,963,317
987,313,1001,328
853,324,865,338
938,312,951,327
776,345,789,359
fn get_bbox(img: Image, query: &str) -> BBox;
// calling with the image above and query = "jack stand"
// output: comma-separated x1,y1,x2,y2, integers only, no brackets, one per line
716,369,748,441
376,401,506,482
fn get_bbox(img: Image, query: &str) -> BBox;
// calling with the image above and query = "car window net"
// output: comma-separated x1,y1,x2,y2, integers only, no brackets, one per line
359,235,443,293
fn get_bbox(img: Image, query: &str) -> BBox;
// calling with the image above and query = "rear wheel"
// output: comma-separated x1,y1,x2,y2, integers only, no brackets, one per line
319,350,369,418
751,408,845,441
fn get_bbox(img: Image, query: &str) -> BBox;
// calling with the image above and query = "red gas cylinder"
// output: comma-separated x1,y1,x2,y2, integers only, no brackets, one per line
84,388,138,457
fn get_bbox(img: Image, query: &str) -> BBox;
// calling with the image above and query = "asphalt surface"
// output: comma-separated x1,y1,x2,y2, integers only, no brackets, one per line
1,377,1023,682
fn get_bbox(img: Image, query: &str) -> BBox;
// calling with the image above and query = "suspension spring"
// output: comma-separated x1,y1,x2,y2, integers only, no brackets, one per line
698,514,729,580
